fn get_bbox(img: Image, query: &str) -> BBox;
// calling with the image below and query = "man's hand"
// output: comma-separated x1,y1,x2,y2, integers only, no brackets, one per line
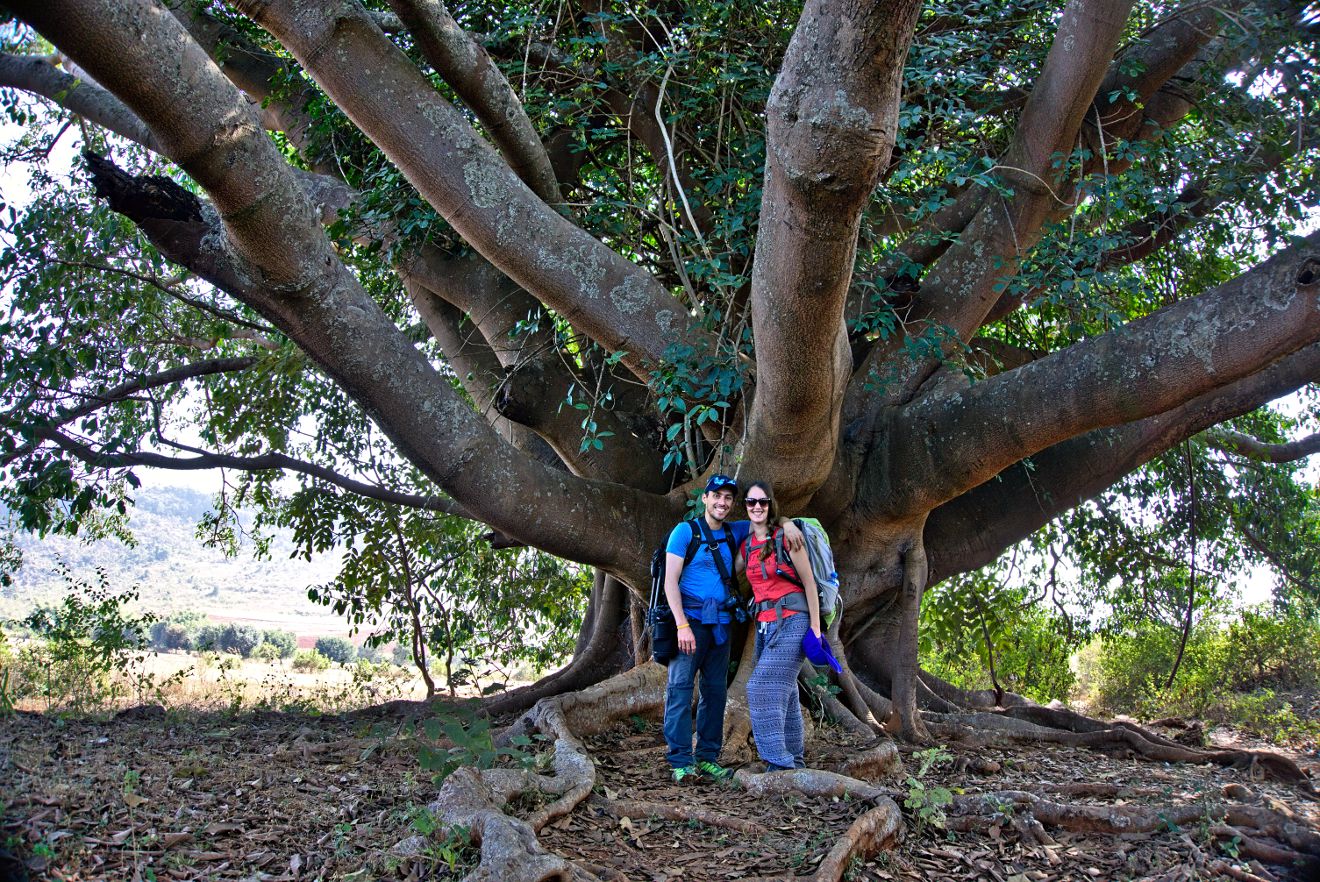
778,517,805,552
677,623,696,654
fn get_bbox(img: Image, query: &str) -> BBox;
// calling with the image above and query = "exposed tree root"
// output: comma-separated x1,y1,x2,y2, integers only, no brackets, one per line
400,665,670,880
948,788,1320,878
838,740,902,781
586,793,763,834
810,799,904,882
1223,804,1320,855
1209,824,1306,867
392,660,917,880
798,666,878,742
733,766,886,801
732,765,904,882
397,766,599,882
918,669,1033,710
850,674,896,730
501,661,667,744
925,710,1315,791
1207,861,1278,882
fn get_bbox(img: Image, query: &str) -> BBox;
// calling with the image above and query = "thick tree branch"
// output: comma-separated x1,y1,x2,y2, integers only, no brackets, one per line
10,0,665,572
886,232,1320,514
743,0,922,503
923,342,1320,583
845,0,1139,419
0,52,161,151
1207,428,1320,464
971,3,1303,328
37,0,658,492
410,282,666,486
167,5,334,173
233,0,705,380
917,0,1137,327
385,0,560,203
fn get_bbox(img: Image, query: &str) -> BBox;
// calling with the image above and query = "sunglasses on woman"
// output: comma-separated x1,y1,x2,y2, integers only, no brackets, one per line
744,497,770,508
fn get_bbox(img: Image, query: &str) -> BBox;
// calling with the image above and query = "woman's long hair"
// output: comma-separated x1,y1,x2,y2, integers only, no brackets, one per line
744,481,779,562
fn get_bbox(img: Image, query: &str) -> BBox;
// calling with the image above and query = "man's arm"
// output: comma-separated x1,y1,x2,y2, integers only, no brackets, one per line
778,517,804,551
664,551,696,654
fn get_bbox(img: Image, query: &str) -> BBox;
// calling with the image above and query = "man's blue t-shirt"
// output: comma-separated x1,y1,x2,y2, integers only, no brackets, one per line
666,519,750,624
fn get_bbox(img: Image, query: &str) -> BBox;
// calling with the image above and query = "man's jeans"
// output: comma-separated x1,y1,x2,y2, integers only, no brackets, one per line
663,621,730,768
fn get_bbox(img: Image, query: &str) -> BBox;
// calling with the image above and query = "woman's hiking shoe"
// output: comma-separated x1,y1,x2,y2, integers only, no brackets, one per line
696,760,734,781
671,765,699,784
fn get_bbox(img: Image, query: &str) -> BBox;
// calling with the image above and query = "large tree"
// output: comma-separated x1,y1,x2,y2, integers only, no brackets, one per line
1,0,1319,870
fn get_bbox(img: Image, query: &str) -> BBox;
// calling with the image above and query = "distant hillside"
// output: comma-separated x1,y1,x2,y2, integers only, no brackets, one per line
2,485,342,629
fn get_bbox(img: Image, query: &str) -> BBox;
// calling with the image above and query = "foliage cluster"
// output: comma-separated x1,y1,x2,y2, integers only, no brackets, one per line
0,568,179,711
314,635,357,665
1080,605,1320,743
406,706,547,784
292,649,331,672
147,612,297,661
902,746,955,835
307,508,589,697
919,565,1078,704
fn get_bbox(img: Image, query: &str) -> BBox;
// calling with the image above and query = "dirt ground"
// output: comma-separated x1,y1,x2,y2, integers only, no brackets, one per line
2,705,1318,882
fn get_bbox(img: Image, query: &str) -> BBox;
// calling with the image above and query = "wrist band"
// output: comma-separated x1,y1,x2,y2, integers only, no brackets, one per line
677,623,691,630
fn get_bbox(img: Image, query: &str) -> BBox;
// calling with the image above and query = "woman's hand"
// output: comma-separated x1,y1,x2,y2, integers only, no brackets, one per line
810,620,822,638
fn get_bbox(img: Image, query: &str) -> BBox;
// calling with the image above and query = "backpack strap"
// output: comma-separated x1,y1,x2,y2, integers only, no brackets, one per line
682,520,702,567
755,591,809,620
694,517,737,595
768,526,805,589
652,522,703,612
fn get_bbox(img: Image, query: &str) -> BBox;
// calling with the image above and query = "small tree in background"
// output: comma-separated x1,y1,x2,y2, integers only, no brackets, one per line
261,629,297,660
292,649,330,672
194,625,222,653
7,568,157,711
218,623,263,658
308,507,588,698
314,636,357,665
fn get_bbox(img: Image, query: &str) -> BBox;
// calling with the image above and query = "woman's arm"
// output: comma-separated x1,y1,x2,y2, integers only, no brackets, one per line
786,542,822,636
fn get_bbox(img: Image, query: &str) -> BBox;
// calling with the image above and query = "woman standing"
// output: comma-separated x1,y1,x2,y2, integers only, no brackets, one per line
736,481,822,772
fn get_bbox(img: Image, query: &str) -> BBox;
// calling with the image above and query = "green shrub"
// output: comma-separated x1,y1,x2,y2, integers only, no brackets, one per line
919,576,1076,704
1218,689,1320,743
261,629,297,659
218,623,263,657
1220,608,1320,691
314,636,357,665
250,642,282,662
1088,606,1320,728
194,624,222,652
4,569,159,711
149,621,194,652
292,649,331,672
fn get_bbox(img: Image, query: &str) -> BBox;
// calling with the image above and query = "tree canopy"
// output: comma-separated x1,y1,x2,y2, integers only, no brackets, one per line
0,0,1318,735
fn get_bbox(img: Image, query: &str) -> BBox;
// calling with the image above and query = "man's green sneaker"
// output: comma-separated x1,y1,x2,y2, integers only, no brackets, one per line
696,760,734,781
671,765,699,783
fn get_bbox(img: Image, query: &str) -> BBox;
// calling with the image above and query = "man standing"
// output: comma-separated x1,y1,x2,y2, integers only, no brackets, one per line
662,474,745,782
661,475,802,782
